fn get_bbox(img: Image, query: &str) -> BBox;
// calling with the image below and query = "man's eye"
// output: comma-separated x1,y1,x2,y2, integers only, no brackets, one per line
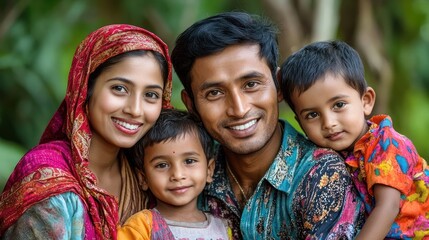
205,89,224,100
245,81,258,88
208,90,221,96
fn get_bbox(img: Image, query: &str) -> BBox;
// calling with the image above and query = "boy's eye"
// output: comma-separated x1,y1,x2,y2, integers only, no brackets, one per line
333,102,346,109
305,112,319,120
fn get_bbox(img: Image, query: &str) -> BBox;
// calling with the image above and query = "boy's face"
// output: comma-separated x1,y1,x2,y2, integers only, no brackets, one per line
291,73,375,151
182,44,283,155
142,132,214,212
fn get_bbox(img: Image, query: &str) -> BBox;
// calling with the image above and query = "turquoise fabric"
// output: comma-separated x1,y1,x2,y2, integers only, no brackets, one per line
199,120,365,239
3,192,85,239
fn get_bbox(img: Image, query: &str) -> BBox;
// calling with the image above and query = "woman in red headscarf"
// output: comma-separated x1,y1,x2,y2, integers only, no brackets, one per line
0,24,173,239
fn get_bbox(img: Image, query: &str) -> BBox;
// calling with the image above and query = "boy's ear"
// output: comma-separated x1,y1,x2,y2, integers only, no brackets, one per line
294,115,300,125
294,115,306,135
206,158,216,183
362,87,376,116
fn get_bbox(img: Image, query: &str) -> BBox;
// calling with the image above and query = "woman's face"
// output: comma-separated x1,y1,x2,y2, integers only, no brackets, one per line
88,53,164,150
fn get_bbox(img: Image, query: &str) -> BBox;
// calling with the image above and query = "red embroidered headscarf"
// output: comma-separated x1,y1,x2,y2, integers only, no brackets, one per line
0,24,172,239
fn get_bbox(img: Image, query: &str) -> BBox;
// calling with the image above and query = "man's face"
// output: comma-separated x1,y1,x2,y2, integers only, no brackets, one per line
184,44,282,155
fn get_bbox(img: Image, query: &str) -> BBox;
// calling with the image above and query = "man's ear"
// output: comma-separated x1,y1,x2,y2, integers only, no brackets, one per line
181,89,202,120
363,87,376,116
181,89,195,113
206,158,215,183
276,67,284,102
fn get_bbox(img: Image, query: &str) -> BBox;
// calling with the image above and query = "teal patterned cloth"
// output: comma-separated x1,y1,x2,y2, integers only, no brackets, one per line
199,120,365,239
2,192,86,239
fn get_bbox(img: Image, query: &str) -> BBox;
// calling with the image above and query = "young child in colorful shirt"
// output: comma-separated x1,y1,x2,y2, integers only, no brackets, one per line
118,109,232,239
279,40,429,239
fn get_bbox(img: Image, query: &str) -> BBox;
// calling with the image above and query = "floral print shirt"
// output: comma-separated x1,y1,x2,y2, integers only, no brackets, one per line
345,115,429,239
199,120,365,239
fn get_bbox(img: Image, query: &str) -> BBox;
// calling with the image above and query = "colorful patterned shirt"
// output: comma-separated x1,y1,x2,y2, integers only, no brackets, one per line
199,120,365,239
345,114,429,239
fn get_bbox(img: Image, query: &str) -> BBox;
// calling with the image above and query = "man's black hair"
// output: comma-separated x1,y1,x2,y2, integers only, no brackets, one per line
171,11,279,101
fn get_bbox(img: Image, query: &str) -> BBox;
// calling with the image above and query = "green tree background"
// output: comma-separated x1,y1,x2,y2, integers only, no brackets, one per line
1,0,428,190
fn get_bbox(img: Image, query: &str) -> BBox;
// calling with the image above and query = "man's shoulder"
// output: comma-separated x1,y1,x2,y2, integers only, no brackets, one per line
280,120,342,162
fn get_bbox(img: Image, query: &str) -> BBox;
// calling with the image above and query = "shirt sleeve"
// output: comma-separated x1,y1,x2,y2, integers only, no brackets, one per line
296,151,365,240
117,210,152,240
2,192,85,240
364,125,418,196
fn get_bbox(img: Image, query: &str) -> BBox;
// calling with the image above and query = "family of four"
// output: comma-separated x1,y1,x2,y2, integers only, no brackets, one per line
1,11,428,240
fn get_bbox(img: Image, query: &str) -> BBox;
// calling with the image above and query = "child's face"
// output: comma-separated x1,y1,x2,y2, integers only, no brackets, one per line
291,73,375,151
142,132,215,210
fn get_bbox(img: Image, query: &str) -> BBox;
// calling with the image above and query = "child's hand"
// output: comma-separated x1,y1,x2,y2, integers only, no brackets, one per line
356,184,400,240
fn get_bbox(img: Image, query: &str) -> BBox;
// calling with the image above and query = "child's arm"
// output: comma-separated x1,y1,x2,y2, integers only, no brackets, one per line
117,210,152,239
355,184,401,240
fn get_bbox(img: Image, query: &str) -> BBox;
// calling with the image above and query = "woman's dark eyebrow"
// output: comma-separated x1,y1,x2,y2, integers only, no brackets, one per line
107,77,163,90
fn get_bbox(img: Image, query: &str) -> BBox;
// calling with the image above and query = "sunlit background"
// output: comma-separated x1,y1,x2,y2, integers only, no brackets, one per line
1,0,429,190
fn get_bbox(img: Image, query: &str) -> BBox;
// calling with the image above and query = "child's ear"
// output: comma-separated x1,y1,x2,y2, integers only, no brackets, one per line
206,158,216,183
362,87,376,116
141,172,149,191
294,115,306,136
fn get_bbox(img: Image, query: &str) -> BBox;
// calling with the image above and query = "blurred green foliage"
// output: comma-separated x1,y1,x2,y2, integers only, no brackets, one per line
1,0,428,190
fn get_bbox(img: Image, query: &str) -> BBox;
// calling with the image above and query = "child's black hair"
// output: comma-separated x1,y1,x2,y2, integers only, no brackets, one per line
280,40,367,112
131,108,215,165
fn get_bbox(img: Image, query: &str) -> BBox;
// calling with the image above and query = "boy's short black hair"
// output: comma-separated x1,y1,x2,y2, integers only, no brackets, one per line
280,40,367,112
132,108,215,164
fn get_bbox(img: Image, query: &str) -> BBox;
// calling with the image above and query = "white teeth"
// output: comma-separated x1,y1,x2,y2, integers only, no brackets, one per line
230,120,256,131
113,119,139,130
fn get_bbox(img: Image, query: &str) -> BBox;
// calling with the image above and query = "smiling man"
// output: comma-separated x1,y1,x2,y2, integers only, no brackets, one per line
171,11,365,239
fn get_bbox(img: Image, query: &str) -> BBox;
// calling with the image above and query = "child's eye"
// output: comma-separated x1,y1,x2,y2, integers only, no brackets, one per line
333,101,346,109
155,162,168,169
305,112,319,120
184,158,197,165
